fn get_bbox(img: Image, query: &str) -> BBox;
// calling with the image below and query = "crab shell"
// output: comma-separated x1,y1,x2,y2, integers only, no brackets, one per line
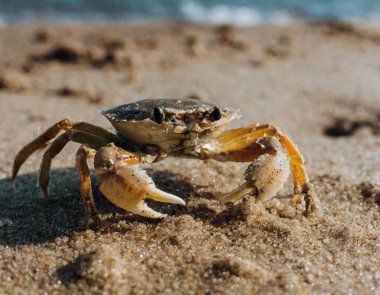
101,98,237,153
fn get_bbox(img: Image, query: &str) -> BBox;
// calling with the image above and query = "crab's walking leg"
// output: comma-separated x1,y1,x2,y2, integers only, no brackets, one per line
12,119,115,182
94,144,186,218
39,129,109,199
201,124,317,216
76,145,97,219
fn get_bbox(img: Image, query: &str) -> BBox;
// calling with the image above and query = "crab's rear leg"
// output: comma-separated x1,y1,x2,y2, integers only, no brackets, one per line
39,129,110,199
76,145,98,220
94,144,186,218
201,124,317,216
12,119,115,183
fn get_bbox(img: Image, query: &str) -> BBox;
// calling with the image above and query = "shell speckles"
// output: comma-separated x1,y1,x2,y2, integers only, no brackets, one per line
101,98,216,121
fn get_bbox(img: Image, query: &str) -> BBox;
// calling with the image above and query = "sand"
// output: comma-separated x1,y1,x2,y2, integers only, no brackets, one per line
0,21,379,294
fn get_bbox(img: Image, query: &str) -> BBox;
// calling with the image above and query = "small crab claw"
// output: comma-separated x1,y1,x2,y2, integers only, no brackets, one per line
220,137,290,204
94,145,185,218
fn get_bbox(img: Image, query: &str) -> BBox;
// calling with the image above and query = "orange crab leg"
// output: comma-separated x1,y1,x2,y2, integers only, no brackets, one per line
76,145,98,220
12,119,115,183
202,124,316,216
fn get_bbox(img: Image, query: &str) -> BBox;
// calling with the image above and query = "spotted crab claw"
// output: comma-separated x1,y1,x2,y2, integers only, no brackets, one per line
94,144,185,218
220,137,290,205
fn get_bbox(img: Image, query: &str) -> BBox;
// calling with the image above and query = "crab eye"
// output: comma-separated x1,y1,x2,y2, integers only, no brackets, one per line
209,107,222,121
152,107,165,124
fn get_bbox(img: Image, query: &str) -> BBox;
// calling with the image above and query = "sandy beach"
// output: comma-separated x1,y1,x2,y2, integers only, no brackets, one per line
0,21,379,294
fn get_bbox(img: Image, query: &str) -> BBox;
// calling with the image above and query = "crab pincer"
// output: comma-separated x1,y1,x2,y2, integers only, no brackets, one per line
221,137,290,204
94,144,185,218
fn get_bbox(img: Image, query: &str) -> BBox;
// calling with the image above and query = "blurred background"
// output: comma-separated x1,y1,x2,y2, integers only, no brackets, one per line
1,1,380,295
2,0,380,25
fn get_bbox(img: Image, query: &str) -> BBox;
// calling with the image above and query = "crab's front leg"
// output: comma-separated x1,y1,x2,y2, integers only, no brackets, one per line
200,124,317,216
94,144,185,218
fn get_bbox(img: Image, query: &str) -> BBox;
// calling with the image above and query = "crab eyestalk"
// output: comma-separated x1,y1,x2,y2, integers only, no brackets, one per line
94,144,185,218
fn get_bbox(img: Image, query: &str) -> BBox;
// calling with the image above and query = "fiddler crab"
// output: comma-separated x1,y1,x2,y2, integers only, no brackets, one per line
13,98,317,219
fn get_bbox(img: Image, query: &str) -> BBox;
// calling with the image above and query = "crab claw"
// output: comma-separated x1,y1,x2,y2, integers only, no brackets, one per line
221,137,290,204
94,145,185,218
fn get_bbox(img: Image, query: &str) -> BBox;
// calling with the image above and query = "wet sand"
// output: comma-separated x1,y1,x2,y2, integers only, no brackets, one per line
0,21,379,294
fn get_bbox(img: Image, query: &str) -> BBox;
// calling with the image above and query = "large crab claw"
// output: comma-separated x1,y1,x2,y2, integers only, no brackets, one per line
94,144,185,218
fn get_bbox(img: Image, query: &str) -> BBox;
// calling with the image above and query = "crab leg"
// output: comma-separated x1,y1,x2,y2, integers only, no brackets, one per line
12,119,115,182
94,144,185,218
76,145,97,219
201,124,317,216
39,129,110,199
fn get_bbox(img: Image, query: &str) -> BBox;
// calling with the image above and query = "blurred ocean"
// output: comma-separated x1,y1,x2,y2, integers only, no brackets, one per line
1,0,380,25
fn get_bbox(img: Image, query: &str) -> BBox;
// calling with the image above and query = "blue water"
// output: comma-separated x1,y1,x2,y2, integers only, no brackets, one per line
1,0,380,25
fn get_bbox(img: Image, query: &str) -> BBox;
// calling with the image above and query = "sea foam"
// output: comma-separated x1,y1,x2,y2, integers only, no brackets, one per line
180,0,293,26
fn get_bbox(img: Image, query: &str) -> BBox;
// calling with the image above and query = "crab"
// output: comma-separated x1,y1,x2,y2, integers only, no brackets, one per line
12,98,317,219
